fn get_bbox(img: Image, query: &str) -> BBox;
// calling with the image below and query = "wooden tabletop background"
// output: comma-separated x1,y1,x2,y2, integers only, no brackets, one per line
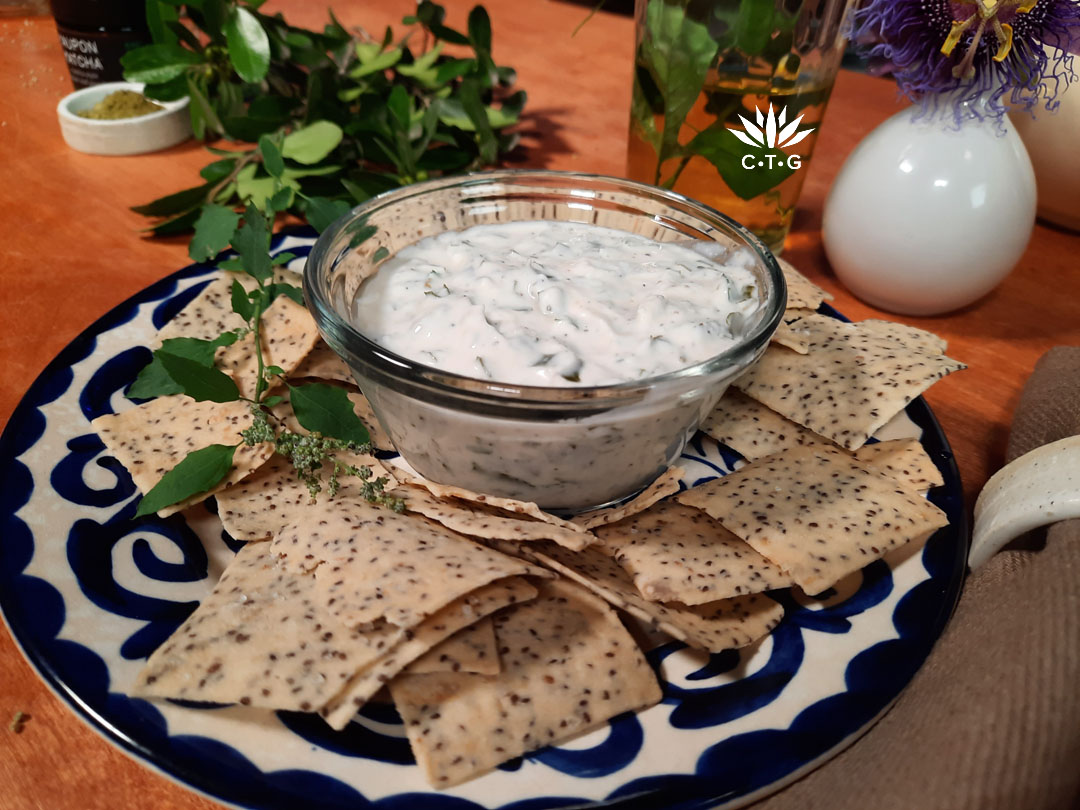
1,1,1078,808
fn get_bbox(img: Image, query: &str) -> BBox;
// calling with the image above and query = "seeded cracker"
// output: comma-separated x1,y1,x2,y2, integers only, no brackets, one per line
290,339,357,385
676,445,950,595
397,485,593,550
572,467,685,529
270,498,550,631
525,541,784,653
134,542,406,711
320,577,537,729
595,501,791,603
701,389,833,460
734,313,965,450
853,438,944,491
701,393,945,491
153,269,298,345
404,617,500,676
216,452,395,542
388,578,662,788
402,477,589,536
769,309,817,354
216,295,322,399
778,257,832,311
91,396,274,517
861,319,948,355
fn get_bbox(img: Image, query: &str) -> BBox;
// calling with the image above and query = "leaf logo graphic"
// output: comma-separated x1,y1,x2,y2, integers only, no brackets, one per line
728,104,815,150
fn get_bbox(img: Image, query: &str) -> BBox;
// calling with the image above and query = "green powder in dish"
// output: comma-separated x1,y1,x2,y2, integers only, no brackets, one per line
76,90,164,120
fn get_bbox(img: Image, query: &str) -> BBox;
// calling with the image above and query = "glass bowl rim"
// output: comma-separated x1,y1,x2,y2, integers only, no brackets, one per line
304,168,787,403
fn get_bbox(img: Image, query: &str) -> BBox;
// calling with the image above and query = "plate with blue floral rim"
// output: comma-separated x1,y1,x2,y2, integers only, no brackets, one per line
0,228,967,810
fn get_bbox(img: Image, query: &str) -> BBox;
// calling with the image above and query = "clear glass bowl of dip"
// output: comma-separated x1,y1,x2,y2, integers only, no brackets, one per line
304,170,786,513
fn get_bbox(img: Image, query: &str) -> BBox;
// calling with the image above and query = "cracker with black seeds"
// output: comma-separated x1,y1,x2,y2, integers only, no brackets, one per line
92,396,274,517
861,319,949,355
572,468,684,530
397,485,593,550
734,313,965,450
701,393,943,493
594,500,791,603
853,438,944,491
402,477,589,536
405,617,499,676
320,577,537,729
769,309,817,354
290,340,357,385
526,541,784,653
701,389,834,460
270,498,550,631
154,269,298,345
778,258,832,311
388,578,662,788
216,295,322,399
133,542,404,711
216,452,395,542
676,445,950,594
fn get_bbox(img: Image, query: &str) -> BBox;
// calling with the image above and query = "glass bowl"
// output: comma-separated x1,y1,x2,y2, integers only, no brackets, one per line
304,170,786,512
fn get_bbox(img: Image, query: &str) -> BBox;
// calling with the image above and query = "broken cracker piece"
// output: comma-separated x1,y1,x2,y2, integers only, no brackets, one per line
526,541,784,654
388,578,661,788
320,577,537,728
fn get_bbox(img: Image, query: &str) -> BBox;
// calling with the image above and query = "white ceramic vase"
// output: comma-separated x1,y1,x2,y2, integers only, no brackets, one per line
822,95,1036,316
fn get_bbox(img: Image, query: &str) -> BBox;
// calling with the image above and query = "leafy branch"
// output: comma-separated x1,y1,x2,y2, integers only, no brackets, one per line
129,196,403,518
124,0,526,247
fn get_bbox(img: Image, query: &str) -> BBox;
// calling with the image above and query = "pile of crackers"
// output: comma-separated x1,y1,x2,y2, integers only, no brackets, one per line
91,261,964,788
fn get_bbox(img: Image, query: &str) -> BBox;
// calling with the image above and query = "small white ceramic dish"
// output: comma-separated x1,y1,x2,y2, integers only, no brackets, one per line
56,81,191,156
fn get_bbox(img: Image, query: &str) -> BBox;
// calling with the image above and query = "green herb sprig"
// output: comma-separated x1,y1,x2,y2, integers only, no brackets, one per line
129,195,403,518
124,0,525,247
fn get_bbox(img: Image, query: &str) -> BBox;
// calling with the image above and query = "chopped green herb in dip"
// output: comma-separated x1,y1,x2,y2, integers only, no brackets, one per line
353,221,762,386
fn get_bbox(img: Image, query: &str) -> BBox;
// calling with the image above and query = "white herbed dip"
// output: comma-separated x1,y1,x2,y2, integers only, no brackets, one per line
352,221,762,386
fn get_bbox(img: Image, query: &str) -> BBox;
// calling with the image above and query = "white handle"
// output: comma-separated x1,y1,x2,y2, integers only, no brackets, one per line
971,435,1080,570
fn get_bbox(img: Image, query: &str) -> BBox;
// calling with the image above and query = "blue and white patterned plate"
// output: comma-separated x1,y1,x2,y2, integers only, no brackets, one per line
0,230,967,810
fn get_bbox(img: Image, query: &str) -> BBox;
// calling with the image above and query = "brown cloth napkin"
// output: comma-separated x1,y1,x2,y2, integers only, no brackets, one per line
751,347,1080,810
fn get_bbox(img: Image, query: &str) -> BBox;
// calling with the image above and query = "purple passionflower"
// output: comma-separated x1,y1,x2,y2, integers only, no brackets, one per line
850,0,1080,123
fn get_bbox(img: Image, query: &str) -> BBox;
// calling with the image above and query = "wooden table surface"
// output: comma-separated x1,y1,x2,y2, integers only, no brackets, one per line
1,1,1078,808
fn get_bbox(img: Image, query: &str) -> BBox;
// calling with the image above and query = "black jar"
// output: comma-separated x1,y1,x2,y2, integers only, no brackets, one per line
51,0,150,88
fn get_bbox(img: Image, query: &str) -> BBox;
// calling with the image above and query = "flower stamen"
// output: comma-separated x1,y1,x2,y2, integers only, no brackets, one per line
940,0,1039,78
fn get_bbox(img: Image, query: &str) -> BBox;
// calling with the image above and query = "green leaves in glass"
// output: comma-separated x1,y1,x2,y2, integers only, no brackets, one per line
686,128,795,200
632,0,803,199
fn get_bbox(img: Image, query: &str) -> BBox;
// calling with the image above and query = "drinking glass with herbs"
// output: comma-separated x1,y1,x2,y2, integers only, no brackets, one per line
627,0,853,252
